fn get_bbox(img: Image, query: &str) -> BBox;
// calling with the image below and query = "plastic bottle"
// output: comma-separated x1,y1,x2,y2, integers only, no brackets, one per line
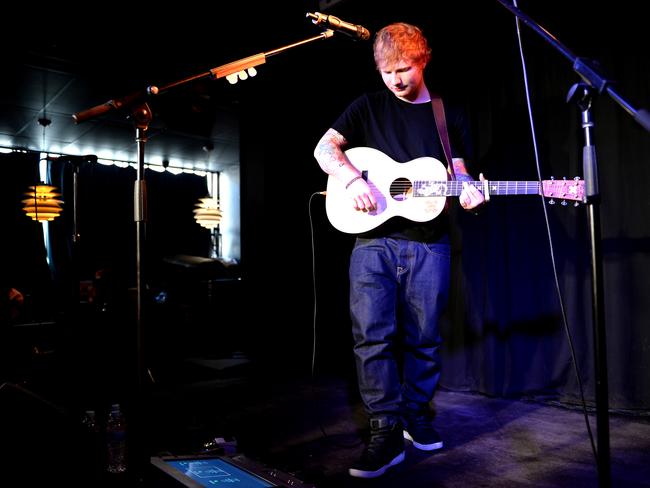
106,403,127,473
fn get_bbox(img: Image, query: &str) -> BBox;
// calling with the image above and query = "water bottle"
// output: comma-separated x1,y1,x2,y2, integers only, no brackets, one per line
106,403,127,473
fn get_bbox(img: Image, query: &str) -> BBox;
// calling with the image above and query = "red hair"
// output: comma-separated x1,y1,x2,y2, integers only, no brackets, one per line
373,23,431,69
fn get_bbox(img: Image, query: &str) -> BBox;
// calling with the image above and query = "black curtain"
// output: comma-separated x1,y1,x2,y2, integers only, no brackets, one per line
41,160,210,405
144,169,212,269
47,161,135,300
437,3,650,411
48,161,209,292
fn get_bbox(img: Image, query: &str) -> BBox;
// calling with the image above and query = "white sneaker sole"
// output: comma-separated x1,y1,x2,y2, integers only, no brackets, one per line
348,451,405,478
403,430,444,451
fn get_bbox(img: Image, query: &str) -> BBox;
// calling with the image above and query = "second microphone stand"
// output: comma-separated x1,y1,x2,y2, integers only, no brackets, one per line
497,1,650,486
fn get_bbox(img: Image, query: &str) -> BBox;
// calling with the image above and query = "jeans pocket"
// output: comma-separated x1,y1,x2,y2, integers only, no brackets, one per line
422,242,451,258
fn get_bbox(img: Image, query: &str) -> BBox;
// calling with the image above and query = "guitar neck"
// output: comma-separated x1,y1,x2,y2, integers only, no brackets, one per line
415,180,543,197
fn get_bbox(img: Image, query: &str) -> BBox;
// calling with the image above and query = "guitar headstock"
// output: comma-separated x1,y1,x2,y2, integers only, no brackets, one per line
542,178,585,205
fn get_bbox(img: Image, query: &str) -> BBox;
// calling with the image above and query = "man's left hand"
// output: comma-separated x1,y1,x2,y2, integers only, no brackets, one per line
459,173,487,211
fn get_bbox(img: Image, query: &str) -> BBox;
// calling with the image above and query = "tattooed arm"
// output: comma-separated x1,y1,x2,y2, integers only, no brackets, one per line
314,128,376,211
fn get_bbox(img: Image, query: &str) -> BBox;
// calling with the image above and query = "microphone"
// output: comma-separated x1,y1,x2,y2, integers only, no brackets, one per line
306,12,370,41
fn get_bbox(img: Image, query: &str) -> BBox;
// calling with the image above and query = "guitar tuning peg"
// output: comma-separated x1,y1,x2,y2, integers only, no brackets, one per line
563,176,567,180
549,199,556,205
574,201,580,207
550,176,555,181
574,176,580,181
561,199,567,206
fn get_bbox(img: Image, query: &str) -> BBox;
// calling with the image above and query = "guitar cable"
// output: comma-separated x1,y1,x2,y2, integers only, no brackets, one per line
307,191,362,449
308,192,323,382
512,0,597,465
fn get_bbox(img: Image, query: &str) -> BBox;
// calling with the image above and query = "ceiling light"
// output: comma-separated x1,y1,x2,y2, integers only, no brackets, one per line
22,185,64,222
23,117,63,222
193,197,222,229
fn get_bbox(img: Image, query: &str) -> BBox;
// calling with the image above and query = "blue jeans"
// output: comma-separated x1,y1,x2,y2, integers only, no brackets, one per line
349,237,451,417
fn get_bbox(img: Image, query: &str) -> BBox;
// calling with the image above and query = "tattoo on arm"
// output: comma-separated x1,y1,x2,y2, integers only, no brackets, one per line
452,158,473,182
314,129,349,175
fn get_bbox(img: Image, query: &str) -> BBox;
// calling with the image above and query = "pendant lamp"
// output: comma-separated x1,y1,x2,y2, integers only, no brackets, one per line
22,184,64,221
23,117,64,222
193,197,222,229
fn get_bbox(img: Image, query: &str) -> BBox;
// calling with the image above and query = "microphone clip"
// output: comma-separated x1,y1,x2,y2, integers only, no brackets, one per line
306,12,371,41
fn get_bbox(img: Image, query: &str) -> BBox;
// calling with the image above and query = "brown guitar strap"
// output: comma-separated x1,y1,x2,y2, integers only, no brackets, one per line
431,95,456,181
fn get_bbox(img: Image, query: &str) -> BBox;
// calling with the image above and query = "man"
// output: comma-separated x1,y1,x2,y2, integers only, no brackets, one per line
313,22,485,478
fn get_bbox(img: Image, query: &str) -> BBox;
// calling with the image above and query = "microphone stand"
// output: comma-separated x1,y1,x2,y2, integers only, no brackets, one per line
496,2,650,487
72,28,335,481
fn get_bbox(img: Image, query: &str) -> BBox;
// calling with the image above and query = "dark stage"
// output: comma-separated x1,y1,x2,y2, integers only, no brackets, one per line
2,348,649,487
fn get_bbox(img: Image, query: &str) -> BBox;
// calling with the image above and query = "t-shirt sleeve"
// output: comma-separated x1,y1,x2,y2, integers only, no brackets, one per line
330,94,369,147
449,102,474,164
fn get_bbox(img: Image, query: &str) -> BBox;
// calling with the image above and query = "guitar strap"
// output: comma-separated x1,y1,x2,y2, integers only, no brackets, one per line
431,95,457,181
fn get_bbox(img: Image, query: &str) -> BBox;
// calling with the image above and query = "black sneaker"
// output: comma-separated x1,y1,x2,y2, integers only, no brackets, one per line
403,412,443,451
348,416,405,478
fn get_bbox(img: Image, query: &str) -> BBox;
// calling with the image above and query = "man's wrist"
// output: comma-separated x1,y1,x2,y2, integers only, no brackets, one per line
345,175,364,189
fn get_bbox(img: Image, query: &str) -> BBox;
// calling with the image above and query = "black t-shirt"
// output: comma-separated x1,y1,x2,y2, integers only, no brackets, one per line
331,89,472,242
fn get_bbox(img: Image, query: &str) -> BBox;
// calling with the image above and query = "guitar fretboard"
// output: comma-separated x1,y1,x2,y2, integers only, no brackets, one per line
413,180,541,197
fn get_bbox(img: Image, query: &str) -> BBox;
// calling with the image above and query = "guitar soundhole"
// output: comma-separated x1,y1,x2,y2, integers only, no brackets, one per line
390,178,413,201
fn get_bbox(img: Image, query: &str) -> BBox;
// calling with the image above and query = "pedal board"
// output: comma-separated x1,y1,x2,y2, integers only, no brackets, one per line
150,453,316,488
